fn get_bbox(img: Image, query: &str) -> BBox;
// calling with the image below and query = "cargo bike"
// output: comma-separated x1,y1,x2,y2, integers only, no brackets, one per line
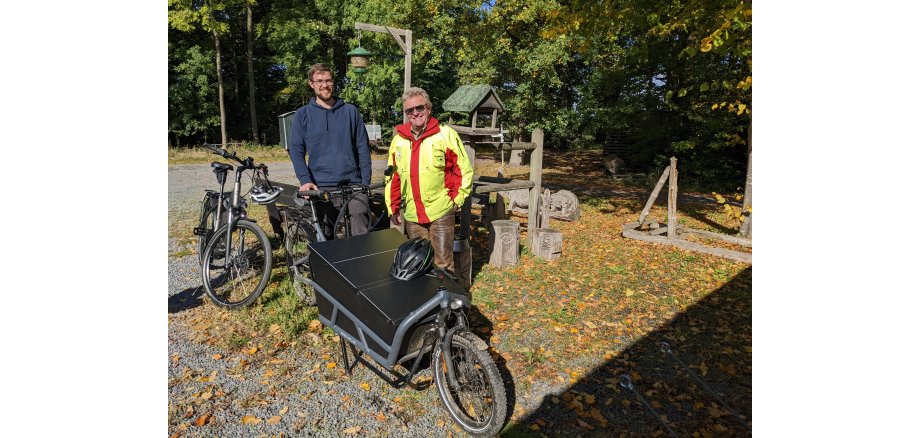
276,184,508,437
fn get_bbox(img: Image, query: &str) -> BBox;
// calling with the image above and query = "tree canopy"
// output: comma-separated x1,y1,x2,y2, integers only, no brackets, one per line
168,0,751,190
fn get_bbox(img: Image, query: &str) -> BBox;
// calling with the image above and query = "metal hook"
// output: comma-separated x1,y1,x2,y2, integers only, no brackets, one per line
619,374,634,390
659,341,673,354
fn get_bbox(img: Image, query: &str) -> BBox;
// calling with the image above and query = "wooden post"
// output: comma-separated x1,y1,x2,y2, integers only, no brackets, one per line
667,157,677,238
540,188,552,229
638,166,671,225
488,220,520,268
471,111,478,128
527,129,544,248
491,108,498,128
354,23,412,123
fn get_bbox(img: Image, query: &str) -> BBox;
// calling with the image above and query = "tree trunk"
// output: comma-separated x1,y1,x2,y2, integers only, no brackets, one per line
740,118,752,238
246,2,259,143
213,28,227,147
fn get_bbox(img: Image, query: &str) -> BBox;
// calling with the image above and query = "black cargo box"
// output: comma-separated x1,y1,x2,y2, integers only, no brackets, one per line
308,228,470,365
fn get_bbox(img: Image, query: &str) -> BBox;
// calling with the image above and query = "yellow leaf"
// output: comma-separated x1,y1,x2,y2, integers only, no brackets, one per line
194,413,211,426
711,103,718,110
375,412,387,422
212,354,223,360
343,426,362,435
604,351,615,360
570,327,579,334
625,289,634,297
247,347,258,355
267,416,282,424
308,320,322,332
700,37,713,52
200,391,213,400
263,370,274,378
360,382,371,391
279,406,289,415
530,424,540,431
327,362,337,369
241,415,262,425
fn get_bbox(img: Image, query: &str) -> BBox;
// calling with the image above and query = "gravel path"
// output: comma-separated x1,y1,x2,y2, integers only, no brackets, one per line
168,160,513,437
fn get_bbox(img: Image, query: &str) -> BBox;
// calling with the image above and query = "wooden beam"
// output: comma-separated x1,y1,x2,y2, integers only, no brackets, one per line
476,141,536,151
528,129,544,247
637,166,670,224
667,157,678,238
474,179,535,194
622,228,752,263
355,22,408,37
680,228,753,247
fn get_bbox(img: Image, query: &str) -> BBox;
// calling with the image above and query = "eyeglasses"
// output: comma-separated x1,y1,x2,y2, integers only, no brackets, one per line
311,80,333,85
404,104,428,115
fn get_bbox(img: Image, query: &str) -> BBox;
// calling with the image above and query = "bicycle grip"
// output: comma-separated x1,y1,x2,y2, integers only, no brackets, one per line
298,190,323,198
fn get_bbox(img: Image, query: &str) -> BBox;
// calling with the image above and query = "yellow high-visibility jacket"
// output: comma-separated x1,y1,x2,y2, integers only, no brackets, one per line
384,118,473,224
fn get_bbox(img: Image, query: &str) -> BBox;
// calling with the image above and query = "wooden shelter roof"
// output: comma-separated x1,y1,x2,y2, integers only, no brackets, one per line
442,85,505,113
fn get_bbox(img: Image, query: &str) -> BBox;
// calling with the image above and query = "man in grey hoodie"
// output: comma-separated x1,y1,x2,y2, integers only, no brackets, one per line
289,63,372,237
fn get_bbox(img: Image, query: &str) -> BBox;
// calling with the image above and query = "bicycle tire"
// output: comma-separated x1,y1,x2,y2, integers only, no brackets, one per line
284,217,318,305
432,331,507,437
201,220,272,309
196,193,228,264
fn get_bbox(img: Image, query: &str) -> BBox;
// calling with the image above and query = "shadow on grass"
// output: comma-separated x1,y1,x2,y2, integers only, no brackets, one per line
168,286,206,313
503,267,752,437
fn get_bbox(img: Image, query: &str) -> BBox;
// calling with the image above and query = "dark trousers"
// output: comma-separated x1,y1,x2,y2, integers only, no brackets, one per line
317,191,369,239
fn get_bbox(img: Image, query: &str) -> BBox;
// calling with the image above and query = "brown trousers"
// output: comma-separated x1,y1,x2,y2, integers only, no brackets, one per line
405,207,456,274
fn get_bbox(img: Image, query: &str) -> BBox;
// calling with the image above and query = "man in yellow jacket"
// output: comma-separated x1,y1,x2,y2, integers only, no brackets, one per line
385,87,473,277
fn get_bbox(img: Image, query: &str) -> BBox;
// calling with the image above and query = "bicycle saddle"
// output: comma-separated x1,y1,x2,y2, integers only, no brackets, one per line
211,162,233,172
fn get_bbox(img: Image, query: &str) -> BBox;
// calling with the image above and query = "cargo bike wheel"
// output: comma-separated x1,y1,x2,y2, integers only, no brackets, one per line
432,330,507,437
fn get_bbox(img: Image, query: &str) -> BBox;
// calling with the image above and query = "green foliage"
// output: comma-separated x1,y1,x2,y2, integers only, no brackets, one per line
167,0,752,190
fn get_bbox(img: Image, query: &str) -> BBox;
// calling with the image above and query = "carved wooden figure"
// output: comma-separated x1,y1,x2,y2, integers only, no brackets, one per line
488,220,520,268
531,228,563,261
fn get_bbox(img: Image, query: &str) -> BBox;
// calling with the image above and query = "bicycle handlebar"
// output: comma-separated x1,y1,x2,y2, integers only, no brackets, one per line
203,143,262,171
295,182,385,206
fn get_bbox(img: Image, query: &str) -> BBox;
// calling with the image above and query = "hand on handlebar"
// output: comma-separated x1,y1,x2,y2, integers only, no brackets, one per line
299,182,318,199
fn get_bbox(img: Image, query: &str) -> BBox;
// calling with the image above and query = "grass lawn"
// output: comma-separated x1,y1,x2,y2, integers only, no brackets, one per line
169,146,752,436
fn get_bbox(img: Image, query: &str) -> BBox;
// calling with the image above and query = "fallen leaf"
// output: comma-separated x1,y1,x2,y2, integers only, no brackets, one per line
248,347,258,355
708,404,729,418
625,289,635,297
269,323,281,334
263,370,274,378
360,382,371,391
241,415,262,425
375,412,386,422
212,354,222,360
530,424,540,431
327,362,337,369
603,351,615,360
267,416,282,425
200,391,213,400
279,406,289,415
308,320,322,332
194,413,211,426
343,426,361,434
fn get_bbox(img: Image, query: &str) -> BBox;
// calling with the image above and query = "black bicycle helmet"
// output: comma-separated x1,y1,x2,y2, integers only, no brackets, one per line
391,237,434,281
250,184,282,204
